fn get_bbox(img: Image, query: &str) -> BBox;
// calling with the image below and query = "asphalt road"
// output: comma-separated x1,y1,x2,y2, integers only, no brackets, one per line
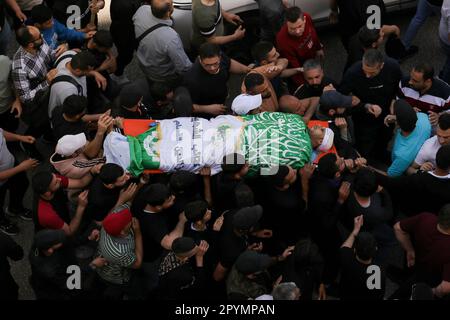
5,3,445,300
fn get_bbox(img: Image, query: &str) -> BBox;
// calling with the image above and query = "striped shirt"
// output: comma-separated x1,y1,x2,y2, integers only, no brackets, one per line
96,206,136,285
398,76,450,114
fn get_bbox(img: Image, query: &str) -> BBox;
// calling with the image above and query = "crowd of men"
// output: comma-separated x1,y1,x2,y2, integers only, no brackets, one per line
0,0,450,301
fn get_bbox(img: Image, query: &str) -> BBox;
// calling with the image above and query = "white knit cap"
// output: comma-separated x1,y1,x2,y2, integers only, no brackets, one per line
231,93,263,115
317,128,334,152
55,133,87,156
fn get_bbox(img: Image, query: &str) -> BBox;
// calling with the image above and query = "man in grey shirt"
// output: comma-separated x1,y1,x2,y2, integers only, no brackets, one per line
133,0,192,86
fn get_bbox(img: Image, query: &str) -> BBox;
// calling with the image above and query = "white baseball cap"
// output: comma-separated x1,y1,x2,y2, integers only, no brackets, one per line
231,93,263,115
55,133,87,156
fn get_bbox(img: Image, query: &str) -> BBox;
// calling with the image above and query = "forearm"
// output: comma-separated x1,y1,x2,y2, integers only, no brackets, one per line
3,130,22,142
203,177,213,206
394,229,415,254
83,132,105,159
132,233,143,269
280,68,301,78
207,34,238,46
168,219,185,240
0,166,24,181
230,59,252,74
433,281,450,298
68,206,85,236
5,0,21,14
341,232,356,248
81,113,102,122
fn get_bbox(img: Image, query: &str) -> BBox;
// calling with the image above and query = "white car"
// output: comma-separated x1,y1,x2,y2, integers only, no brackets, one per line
172,0,418,50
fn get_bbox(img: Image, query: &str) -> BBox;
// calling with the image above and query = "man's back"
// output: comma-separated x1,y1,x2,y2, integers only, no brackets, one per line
48,51,87,117
133,5,192,83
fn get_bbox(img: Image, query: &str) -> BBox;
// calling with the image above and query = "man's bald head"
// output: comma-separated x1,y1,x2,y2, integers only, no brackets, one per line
151,0,174,19
16,26,43,50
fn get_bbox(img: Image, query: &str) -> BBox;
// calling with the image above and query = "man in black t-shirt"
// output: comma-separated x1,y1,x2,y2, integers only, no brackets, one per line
339,215,385,300
339,49,403,163
183,43,251,118
294,59,337,100
86,163,133,223
51,95,89,141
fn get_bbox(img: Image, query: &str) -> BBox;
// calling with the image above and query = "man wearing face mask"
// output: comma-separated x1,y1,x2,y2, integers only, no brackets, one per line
133,0,192,88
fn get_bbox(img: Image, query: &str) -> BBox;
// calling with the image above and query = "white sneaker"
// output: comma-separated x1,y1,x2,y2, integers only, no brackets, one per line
111,74,130,86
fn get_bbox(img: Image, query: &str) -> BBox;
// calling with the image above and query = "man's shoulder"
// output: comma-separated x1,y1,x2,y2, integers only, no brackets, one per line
430,78,450,98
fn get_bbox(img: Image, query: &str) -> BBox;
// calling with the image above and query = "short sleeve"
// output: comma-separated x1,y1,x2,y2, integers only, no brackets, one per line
399,213,425,234
56,174,69,189
145,215,169,245
38,200,65,230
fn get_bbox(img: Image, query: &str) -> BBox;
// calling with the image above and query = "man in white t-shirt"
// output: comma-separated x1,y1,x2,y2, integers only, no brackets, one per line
408,113,450,174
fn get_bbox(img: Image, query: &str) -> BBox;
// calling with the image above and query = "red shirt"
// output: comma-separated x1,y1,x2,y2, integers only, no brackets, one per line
276,13,323,87
400,213,450,285
38,175,69,230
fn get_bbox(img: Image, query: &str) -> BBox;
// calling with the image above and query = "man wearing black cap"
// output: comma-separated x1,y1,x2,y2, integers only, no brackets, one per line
29,229,76,299
213,205,269,282
339,215,386,300
384,99,431,177
157,237,209,300
313,90,356,145
112,83,150,120
226,248,293,299
212,153,249,213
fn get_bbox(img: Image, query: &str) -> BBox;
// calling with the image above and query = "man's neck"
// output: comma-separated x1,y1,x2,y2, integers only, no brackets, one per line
66,62,77,77
420,83,432,95
62,114,79,123
356,255,372,265
24,47,38,55
144,205,158,213
192,222,207,231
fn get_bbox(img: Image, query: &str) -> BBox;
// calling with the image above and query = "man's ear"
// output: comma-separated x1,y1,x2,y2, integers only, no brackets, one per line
335,171,341,179
329,109,335,117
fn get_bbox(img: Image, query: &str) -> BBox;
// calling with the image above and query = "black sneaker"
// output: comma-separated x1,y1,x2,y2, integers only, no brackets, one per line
0,220,19,236
6,207,33,221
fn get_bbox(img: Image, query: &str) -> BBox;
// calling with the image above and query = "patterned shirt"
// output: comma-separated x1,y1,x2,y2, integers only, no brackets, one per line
12,41,54,104
96,205,136,285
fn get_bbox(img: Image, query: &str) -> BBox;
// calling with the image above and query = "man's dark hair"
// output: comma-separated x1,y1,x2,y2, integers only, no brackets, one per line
439,113,450,131
145,183,171,207
293,239,322,268
272,165,290,187
353,168,378,197
222,153,246,174
93,30,114,49
199,42,221,60
438,204,450,229
184,200,208,223
362,49,384,67
244,73,264,92
62,95,87,117
31,4,53,24
150,82,172,102
358,26,380,49
317,153,339,179
285,6,303,23
235,183,254,208
99,163,124,185
413,62,434,81
71,51,97,71
436,145,450,170
151,0,172,19
169,171,197,195
251,41,273,63
303,59,322,72
32,171,54,195
16,27,35,47
354,232,377,261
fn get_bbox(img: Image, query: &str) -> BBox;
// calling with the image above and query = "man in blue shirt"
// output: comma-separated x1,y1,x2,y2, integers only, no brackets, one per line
386,99,431,176
31,4,94,56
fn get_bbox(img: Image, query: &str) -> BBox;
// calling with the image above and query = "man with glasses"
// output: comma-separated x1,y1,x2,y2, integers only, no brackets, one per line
183,42,250,118
12,25,57,160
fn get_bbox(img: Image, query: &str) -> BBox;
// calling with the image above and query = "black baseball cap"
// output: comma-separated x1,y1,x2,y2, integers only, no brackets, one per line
232,205,263,230
235,250,272,275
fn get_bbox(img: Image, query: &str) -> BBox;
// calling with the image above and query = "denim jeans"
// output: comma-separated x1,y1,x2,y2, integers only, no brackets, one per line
0,19,11,56
402,0,442,49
